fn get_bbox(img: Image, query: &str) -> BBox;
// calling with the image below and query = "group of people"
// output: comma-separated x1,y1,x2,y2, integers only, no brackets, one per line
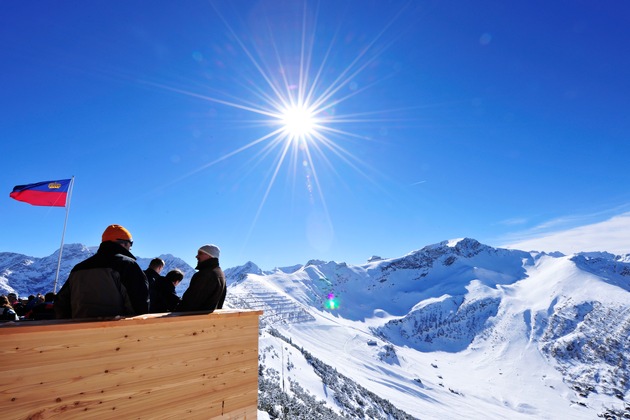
144,258,184,313
2,224,227,321
0,292,56,321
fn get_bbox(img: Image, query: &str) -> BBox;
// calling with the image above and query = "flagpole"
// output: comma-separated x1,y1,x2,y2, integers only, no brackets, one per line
53,176,74,293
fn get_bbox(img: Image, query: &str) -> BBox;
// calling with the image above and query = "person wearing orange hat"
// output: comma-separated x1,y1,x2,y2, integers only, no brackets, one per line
54,224,149,319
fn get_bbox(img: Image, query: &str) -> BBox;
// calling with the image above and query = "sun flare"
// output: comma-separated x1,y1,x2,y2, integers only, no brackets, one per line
154,1,410,244
279,104,318,141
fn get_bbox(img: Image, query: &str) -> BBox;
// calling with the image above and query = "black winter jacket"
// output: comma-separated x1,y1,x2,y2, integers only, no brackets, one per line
145,268,164,313
150,277,181,313
54,241,149,319
177,258,226,312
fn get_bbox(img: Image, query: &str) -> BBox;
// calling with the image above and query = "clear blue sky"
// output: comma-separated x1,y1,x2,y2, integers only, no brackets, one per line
2,1,630,270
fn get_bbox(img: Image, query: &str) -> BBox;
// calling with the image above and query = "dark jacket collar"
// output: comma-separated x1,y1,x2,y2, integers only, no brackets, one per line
98,241,137,260
196,257,219,271
145,268,160,276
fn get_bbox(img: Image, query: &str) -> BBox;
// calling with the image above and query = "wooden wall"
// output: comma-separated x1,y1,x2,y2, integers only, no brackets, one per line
0,309,262,419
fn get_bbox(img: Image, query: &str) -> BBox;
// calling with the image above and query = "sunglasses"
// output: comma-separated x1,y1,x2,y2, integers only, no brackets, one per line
119,239,133,246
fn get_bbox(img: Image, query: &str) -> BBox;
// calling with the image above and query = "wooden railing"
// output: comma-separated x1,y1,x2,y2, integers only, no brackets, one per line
0,309,262,419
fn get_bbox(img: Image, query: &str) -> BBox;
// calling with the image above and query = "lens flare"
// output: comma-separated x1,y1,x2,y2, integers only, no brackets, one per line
325,292,339,310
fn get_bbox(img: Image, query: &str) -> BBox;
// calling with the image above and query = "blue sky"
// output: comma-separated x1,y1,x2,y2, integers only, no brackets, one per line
2,1,630,270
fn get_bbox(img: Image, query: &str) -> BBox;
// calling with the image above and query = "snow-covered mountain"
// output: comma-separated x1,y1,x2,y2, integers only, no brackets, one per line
2,238,629,419
227,238,630,419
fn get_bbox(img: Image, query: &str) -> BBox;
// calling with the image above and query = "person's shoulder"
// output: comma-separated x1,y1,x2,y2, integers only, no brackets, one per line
71,252,100,272
104,253,143,279
115,252,140,266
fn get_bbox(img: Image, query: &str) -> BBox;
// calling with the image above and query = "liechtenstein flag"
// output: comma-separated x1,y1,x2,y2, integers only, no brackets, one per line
10,179,71,207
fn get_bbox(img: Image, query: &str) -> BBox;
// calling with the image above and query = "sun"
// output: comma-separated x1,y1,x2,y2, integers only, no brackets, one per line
279,103,318,142
151,0,411,240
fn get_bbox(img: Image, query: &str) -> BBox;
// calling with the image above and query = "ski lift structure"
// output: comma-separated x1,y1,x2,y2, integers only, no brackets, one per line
229,284,315,327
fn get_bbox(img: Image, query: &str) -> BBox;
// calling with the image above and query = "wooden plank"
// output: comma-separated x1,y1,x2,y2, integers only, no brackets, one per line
3,325,258,374
6,365,259,419
1,312,259,366
0,310,262,419
3,345,259,406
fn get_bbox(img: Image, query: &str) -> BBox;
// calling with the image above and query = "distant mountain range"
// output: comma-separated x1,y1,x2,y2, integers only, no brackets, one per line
2,238,629,419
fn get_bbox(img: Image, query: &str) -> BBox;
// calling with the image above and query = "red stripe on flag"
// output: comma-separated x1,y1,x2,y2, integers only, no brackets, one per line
9,190,68,207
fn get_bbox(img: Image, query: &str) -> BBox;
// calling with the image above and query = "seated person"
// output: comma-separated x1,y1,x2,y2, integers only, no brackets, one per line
1,295,19,322
26,292,56,320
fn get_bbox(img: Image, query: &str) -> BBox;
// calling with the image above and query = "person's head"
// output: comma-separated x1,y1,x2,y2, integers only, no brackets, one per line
1,295,11,308
44,292,56,303
148,258,165,273
165,269,184,286
102,224,133,251
7,293,18,304
197,244,220,263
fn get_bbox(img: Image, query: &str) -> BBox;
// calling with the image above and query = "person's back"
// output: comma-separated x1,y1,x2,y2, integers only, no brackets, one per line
54,224,149,319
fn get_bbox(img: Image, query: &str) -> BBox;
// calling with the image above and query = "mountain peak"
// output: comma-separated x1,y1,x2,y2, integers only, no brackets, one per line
447,237,485,255
305,259,327,267
224,261,263,285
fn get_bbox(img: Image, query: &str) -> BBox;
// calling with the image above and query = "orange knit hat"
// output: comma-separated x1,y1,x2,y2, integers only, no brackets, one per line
102,224,133,243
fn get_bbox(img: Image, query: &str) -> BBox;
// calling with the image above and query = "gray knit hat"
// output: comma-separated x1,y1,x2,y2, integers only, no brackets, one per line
199,244,220,259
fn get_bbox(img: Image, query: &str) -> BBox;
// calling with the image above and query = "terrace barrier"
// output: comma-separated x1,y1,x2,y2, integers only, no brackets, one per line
0,309,262,419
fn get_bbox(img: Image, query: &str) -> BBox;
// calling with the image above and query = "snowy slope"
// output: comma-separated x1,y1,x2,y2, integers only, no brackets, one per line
2,238,629,418
225,239,630,419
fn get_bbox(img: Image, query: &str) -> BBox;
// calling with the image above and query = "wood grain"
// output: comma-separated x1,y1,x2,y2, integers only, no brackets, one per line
0,310,262,419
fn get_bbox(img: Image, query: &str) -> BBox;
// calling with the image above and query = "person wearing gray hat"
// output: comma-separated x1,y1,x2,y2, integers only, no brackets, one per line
177,244,226,312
